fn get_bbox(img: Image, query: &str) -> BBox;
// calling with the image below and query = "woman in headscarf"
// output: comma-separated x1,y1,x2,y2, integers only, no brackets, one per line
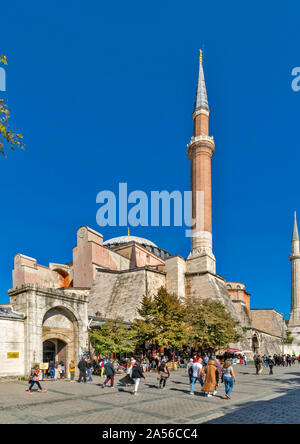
201,359,219,397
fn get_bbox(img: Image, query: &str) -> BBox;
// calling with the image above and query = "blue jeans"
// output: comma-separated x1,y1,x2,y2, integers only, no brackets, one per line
223,376,234,396
87,368,93,381
29,380,42,391
190,377,203,393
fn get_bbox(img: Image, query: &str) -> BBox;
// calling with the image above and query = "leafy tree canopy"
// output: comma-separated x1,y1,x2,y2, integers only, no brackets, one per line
132,287,188,350
89,318,137,356
185,297,241,351
0,54,25,156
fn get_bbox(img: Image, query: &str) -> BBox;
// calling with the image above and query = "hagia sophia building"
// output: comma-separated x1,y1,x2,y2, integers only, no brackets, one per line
0,53,289,378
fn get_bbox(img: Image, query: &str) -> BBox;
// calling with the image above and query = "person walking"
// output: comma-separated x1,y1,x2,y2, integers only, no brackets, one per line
268,356,275,375
60,361,65,379
201,359,219,397
187,358,194,384
120,359,135,386
254,355,262,375
127,359,135,375
69,360,76,381
131,360,145,395
77,357,87,383
49,363,55,380
102,359,115,388
28,365,47,394
87,359,93,382
100,359,105,377
158,361,170,389
221,360,236,400
190,358,203,395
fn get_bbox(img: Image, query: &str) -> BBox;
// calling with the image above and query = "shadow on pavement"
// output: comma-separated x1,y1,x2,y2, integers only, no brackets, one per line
204,383,300,424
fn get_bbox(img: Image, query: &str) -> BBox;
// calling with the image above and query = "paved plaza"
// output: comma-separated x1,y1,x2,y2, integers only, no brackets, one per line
0,365,300,424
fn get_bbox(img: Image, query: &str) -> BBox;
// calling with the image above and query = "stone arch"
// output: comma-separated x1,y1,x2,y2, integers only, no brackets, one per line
39,300,83,328
252,333,260,354
53,268,71,287
42,305,79,375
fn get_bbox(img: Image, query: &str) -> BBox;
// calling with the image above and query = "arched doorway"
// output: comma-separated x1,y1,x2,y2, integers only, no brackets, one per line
43,339,67,365
43,340,56,363
252,335,259,354
42,306,79,376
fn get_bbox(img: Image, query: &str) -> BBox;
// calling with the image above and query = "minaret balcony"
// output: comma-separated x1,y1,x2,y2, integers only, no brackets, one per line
289,253,300,261
187,135,215,158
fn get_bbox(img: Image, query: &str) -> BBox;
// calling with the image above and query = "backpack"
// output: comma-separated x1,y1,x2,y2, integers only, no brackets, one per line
255,357,261,365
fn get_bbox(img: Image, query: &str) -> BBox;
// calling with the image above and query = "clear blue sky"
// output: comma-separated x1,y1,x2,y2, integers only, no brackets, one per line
0,0,299,318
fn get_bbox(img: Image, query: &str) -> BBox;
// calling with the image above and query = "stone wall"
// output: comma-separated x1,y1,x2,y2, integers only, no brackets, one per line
88,267,166,321
0,318,25,377
251,309,286,338
165,256,186,300
112,243,165,268
73,226,130,287
231,300,252,328
185,271,239,321
251,329,283,356
227,282,251,316
12,254,68,289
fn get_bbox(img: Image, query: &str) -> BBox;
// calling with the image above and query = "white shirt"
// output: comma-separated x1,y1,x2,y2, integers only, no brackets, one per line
192,362,203,378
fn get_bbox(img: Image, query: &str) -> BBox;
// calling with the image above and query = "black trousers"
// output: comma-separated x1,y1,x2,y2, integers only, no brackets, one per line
160,377,167,388
78,370,86,382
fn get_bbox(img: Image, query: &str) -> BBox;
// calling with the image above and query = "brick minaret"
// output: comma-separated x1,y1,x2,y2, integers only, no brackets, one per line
288,211,300,329
187,51,216,273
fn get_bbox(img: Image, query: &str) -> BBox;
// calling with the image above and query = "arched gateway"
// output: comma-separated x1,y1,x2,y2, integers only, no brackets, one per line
8,284,89,377
42,306,79,368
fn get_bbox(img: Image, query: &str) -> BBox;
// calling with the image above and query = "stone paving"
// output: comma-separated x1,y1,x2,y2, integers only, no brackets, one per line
0,364,300,424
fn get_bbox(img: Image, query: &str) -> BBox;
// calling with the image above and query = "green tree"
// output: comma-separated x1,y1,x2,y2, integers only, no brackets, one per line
0,54,25,156
132,287,188,367
284,330,293,345
89,318,137,356
185,297,241,352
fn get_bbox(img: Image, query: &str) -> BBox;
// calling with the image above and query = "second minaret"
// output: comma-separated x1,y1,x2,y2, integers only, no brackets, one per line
187,51,216,273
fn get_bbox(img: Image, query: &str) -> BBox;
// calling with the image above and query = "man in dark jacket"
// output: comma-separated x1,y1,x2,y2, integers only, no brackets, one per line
268,356,275,375
102,359,116,388
132,360,145,395
78,358,87,383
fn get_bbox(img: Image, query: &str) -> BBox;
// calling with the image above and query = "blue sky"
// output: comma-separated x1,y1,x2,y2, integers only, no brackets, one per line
0,0,299,318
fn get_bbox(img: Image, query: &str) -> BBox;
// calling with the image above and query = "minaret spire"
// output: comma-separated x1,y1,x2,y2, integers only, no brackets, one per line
289,210,300,331
194,49,209,112
292,211,299,242
187,54,216,273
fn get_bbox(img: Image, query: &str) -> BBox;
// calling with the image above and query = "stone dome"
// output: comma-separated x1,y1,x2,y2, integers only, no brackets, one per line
103,235,158,248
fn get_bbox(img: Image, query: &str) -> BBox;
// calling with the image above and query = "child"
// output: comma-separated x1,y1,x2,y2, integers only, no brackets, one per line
28,365,47,394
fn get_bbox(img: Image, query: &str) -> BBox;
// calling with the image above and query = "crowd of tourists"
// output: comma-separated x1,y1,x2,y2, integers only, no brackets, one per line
27,351,300,399
253,354,300,375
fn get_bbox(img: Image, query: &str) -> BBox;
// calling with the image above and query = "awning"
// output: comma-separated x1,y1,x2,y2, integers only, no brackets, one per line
218,347,242,352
